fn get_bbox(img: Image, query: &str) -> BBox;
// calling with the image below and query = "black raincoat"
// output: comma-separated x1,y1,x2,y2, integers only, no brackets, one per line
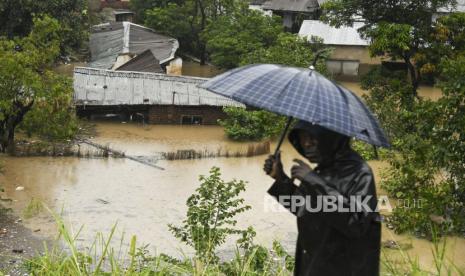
267,121,381,276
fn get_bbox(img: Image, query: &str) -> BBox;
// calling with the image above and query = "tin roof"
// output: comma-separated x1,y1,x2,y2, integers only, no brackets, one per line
73,67,244,108
298,20,369,46
88,22,179,69
262,0,319,12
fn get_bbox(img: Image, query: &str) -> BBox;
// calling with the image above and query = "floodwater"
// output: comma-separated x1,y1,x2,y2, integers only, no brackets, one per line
1,122,464,272
181,61,224,78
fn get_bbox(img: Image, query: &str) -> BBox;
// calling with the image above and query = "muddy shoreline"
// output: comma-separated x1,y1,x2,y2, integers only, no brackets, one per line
0,211,49,275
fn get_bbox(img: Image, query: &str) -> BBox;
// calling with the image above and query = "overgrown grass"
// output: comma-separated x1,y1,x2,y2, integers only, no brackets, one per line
23,216,465,275
162,141,271,160
25,212,293,275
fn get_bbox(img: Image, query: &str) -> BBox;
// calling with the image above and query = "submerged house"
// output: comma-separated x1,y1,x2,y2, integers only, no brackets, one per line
261,0,327,31
299,20,380,80
73,67,244,125
89,22,181,75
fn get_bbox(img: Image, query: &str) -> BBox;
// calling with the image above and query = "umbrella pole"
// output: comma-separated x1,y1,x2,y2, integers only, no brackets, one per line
274,116,293,157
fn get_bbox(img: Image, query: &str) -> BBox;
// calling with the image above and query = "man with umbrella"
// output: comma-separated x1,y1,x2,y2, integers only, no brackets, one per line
200,64,387,275
264,121,381,275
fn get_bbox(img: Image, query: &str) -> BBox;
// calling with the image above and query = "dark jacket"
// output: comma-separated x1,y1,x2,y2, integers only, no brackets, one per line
267,121,381,276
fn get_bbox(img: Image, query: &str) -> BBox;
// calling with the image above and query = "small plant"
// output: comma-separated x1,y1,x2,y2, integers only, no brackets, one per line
23,197,44,219
169,166,255,264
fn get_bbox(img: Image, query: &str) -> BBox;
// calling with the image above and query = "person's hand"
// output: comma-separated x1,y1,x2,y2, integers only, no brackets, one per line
263,151,287,180
291,159,312,181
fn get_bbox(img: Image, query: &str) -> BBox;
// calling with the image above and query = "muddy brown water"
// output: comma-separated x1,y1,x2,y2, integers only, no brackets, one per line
1,122,464,271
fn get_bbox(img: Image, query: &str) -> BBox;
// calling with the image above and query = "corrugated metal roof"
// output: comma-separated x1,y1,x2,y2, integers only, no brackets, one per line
298,20,369,46
262,0,319,12
88,22,179,69
115,50,164,73
73,67,244,108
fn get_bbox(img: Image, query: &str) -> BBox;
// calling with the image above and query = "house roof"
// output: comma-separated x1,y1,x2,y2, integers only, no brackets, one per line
298,20,369,46
262,0,319,12
114,9,134,15
437,0,465,12
73,67,244,108
115,49,164,73
88,22,179,70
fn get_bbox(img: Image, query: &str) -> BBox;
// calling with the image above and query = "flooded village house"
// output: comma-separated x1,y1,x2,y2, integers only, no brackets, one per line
298,20,380,80
75,21,243,125
73,68,243,124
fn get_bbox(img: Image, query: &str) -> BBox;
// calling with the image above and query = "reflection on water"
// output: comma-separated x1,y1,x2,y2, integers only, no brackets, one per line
1,122,463,270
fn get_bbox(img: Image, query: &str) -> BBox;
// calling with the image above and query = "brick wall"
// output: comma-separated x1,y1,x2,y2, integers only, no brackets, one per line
148,105,227,125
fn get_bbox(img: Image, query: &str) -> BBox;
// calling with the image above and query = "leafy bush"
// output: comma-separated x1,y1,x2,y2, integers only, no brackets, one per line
362,62,465,236
20,72,79,141
169,166,255,263
219,107,287,141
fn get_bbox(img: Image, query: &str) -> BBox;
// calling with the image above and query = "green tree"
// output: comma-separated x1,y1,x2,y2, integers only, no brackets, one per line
416,12,465,82
321,0,456,98
219,107,287,141
169,167,255,263
145,0,236,64
241,33,330,72
0,0,89,55
202,8,283,68
0,16,76,153
20,73,78,141
130,0,185,23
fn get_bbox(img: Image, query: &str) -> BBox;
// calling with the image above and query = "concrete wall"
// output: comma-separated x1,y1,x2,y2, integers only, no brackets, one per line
330,45,381,65
148,105,227,125
326,45,382,80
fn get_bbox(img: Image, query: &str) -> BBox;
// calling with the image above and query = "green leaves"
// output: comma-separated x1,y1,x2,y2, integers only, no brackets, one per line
366,22,414,58
219,107,287,141
168,167,254,263
0,16,78,152
203,9,283,68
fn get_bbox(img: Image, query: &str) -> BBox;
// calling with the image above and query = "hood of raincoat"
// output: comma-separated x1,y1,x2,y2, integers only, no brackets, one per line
288,120,351,167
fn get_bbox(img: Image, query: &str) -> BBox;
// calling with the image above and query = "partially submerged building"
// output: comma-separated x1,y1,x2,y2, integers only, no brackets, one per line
73,67,244,125
261,0,327,31
89,22,181,75
299,20,380,80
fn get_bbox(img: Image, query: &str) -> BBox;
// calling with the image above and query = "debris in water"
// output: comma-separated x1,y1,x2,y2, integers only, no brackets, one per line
96,198,110,204
382,240,413,250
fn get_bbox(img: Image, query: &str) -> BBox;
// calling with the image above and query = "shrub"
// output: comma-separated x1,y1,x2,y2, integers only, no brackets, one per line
219,107,287,141
168,166,255,263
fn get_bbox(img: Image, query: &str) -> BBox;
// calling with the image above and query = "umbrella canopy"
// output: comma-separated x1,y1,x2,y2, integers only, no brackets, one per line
199,64,390,148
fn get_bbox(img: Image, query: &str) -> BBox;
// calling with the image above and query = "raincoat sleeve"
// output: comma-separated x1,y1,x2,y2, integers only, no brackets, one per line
300,167,378,239
267,177,300,216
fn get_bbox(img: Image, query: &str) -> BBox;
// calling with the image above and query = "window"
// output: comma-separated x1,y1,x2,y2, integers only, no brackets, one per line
181,115,203,125
326,60,360,76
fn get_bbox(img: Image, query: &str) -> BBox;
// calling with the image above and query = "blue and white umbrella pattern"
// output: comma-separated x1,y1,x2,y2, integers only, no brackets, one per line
199,64,390,151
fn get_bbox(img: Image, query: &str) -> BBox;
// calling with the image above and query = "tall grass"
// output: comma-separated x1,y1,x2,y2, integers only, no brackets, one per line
162,141,271,160
381,227,464,275
25,209,293,275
